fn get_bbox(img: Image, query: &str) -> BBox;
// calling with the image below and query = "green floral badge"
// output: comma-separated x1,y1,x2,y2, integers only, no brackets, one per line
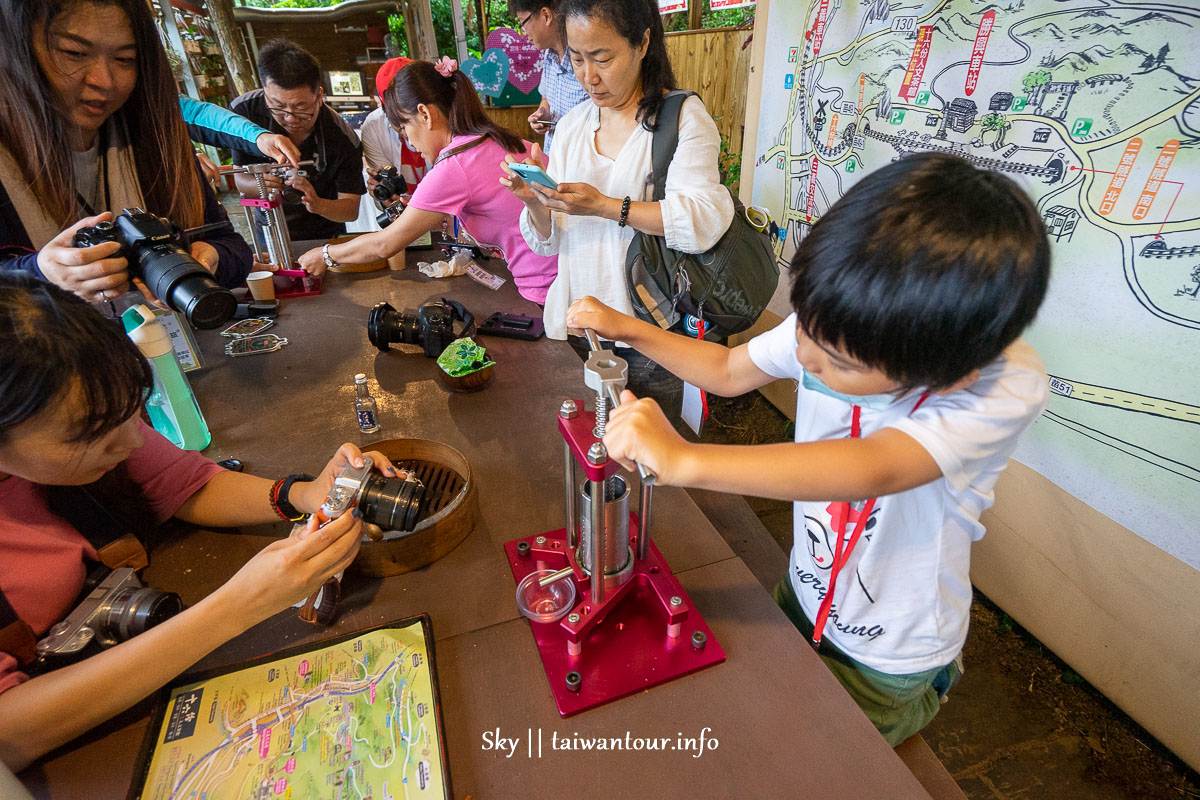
436,337,496,377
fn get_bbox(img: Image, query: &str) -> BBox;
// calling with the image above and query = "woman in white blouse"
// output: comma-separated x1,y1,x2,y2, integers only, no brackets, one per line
501,0,733,410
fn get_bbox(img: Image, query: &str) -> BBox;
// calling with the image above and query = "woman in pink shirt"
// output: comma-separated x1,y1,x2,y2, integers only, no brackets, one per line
299,58,558,306
0,274,400,773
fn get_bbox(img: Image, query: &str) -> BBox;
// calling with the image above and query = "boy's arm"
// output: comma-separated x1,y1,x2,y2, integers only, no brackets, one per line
605,391,943,501
566,296,773,397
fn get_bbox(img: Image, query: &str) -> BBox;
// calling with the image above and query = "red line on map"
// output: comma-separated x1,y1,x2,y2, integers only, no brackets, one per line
1157,180,1185,235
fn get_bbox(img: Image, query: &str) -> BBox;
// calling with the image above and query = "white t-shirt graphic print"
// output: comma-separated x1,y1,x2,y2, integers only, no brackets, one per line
747,314,1049,674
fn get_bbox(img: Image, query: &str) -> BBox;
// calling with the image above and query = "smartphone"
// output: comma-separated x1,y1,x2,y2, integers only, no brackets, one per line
508,162,558,190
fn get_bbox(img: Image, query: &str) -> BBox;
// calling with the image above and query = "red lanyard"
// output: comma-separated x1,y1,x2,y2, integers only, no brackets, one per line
810,393,929,648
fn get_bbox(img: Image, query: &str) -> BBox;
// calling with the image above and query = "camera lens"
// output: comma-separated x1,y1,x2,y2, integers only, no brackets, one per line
358,473,426,532
367,302,421,351
137,247,236,329
96,586,184,642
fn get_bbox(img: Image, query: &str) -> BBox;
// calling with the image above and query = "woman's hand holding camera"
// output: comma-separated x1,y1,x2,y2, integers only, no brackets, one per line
37,213,130,302
289,443,401,517
220,510,363,626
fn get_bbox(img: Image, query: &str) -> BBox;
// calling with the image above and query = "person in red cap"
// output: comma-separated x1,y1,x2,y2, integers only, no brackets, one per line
361,57,429,213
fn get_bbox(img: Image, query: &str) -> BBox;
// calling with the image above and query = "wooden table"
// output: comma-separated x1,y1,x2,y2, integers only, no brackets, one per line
20,253,932,800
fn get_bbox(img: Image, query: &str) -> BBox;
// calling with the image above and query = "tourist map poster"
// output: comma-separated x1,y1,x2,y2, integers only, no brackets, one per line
750,0,1200,566
131,617,449,800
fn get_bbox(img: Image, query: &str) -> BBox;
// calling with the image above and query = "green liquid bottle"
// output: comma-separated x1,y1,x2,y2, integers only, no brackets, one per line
122,305,211,450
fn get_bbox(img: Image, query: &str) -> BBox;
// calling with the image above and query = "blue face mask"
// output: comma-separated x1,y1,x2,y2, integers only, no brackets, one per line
800,368,898,411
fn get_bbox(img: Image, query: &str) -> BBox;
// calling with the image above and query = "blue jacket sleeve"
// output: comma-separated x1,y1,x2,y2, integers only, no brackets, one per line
179,95,268,145
192,162,253,288
0,178,47,278
0,251,43,277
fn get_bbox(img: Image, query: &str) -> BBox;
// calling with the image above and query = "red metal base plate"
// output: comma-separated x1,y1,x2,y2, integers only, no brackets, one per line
504,524,725,716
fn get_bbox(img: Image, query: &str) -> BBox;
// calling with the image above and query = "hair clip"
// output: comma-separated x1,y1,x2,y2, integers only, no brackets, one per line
434,56,458,77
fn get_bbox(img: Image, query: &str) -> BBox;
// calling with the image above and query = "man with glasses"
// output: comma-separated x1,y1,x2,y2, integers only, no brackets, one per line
230,39,365,243
510,0,588,153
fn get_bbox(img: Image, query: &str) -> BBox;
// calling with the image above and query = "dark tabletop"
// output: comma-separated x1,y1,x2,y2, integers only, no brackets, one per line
21,251,931,800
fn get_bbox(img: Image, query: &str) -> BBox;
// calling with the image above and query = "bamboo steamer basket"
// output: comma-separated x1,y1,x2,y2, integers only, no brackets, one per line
352,438,478,576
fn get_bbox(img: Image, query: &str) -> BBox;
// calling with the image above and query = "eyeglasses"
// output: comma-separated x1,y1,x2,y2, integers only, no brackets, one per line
266,104,317,122
517,13,533,33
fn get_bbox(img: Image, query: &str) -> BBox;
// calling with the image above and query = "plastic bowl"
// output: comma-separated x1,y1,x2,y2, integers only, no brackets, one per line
516,569,577,624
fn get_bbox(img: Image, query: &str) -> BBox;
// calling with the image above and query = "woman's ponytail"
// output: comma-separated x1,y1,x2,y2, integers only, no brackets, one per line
384,60,524,157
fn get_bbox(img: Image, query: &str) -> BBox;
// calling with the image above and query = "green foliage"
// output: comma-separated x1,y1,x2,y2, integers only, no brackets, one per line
386,0,518,61
979,112,1007,132
1022,69,1051,92
665,3,755,33
242,0,341,7
718,133,741,192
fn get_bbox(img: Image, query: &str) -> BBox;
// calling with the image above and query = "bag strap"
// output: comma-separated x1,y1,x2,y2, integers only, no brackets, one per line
648,90,698,202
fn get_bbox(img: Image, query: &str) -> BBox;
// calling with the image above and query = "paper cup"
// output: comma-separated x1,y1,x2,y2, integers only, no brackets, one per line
745,205,771,234
246,270,276,301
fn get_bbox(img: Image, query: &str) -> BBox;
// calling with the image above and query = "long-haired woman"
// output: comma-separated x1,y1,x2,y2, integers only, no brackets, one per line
0,0,252,301
299,57,558,307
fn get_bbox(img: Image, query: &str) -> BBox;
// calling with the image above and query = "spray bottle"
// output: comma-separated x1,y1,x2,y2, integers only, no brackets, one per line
122,305,211,450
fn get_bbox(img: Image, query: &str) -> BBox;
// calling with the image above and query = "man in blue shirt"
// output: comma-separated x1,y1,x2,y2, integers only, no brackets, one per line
510,0,589,152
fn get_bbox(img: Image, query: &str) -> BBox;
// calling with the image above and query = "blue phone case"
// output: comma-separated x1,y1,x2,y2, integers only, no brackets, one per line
509,162,558,190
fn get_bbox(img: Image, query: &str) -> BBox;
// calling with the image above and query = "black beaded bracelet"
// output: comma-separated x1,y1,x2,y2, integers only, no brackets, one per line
618,196,632,227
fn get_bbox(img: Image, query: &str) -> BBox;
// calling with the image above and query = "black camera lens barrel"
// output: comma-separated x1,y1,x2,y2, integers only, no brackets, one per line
358,473,426,532
137,248,238,330
368,301,423,352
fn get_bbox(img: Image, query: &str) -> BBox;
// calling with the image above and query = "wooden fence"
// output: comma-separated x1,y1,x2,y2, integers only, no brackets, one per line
484,26,753,165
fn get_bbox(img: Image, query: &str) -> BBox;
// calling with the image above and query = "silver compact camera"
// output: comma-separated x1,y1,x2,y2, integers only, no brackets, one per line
36,568,183,666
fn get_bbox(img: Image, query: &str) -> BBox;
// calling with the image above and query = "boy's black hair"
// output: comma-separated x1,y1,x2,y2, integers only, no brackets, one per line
257,38,322,91
789,152,1050,391
0,273,152,444
509,0,556,13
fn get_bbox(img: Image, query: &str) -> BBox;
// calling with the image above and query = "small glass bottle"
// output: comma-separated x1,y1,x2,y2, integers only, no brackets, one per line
353,373,381,433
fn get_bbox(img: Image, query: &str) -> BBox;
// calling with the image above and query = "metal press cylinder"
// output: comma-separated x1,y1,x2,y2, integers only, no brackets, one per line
578,476,631,580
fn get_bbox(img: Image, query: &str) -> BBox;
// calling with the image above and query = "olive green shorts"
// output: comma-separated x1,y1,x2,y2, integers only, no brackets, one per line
773,576,961,746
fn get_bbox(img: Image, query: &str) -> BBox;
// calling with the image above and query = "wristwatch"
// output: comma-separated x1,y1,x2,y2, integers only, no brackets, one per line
322,243,339,270
274,472,316,522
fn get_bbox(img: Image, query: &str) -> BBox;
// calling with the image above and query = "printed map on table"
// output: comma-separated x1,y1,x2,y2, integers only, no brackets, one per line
135,620,447,800
751,0,1200,566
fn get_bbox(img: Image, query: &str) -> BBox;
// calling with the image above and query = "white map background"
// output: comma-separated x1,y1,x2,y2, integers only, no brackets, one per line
750,0,1200,566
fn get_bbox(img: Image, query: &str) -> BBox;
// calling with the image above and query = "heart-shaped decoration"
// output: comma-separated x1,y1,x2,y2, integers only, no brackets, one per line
461,48,511,98
486,27,543,95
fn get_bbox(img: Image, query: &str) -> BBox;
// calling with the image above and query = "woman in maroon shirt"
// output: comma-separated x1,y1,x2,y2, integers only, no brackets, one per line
0,274,397,773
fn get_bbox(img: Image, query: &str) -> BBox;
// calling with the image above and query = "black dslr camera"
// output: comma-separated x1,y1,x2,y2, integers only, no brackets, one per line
72,208,237,329
373,166,409,229
368,299,476,357
32,567,182,673
372,165,408,203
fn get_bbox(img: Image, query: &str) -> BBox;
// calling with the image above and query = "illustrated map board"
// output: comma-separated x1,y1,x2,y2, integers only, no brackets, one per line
129,617,449,800
750,0,1200,567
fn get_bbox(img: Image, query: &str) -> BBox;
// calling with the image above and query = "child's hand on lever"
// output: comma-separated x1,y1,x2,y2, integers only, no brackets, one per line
565,296,632,342
603,389,689,486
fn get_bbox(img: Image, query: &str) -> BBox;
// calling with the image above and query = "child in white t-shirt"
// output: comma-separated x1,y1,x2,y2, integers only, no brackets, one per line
565,152,1052,746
